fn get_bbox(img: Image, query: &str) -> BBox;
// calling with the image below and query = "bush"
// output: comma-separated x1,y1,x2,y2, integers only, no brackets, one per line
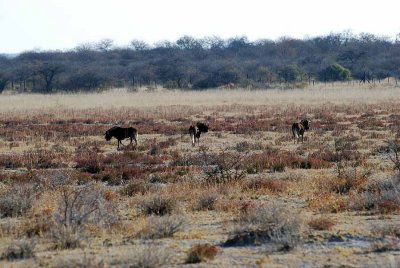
186,244,220,263
75,152,103,173
200,149,246,183
246,178,288,193
119,180,149,196
112,246,171,268
54,183,118,229
139,215,185,239
0,183,37,218
137,195,177,216
225,203,303,250
50,224,84,250
52,255,105,268
308,217,336,230
195,193,219,211
1,239,35,260
348,176,400,214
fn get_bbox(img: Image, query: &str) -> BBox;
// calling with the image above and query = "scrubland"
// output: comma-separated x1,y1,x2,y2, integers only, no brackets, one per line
0,85,400,267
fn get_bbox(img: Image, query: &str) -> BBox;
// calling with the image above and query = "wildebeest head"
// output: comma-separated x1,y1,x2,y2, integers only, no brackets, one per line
105,130,112,141
196,122,209,133
301,119,310,130
188,125,196,135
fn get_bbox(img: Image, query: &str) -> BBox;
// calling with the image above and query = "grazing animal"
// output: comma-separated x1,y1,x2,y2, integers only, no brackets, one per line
105,126,138,149
292,119,310,144
189,122,209,146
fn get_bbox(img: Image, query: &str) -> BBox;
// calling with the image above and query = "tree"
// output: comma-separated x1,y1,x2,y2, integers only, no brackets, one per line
35,62,64,93
0,72,10,93
318,63,351,81
256,66,275,83
176,36,202,50
278,65,305,83
202,36,226,49
96,39,114,52
130,39,150,51
63,69,105,91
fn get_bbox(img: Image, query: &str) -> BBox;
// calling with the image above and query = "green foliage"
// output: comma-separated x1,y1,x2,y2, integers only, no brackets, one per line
278,65,306,83
319,63,351,81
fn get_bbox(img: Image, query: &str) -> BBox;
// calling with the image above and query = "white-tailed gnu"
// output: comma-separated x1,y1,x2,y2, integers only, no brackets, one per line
105,126,138,149
292,119,310,144
188,122,209,146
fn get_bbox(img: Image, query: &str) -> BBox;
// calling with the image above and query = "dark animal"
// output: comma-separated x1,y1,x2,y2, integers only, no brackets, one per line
189,122,209,146
292,119,310,144
105,126,138,149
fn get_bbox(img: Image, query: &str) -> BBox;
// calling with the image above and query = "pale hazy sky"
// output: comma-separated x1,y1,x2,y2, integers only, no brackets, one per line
0,0,399,54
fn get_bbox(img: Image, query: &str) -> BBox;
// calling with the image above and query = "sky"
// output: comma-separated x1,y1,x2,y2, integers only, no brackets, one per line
0,0,399,54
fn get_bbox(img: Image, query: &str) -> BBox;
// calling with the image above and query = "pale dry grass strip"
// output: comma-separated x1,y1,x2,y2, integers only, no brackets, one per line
1,85,400,112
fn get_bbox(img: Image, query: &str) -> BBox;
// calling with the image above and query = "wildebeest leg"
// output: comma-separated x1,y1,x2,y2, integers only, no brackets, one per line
191,134,195,147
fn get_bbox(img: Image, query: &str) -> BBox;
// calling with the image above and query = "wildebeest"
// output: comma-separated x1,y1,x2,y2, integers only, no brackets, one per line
105,126,138,149
292,119,310,144
189,122,209,146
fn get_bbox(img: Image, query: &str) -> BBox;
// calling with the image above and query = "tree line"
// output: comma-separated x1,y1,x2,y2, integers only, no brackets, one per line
0,32,400,93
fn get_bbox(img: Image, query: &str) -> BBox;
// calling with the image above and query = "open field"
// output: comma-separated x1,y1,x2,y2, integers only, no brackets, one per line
0,86,400,267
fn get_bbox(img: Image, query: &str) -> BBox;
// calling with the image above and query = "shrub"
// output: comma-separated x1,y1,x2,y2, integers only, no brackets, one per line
52,254,105,268
24,208,54,237
1,239,35,260
50,224,84,250
112,246,171,268
54,183,118,229
139,215,185,239
385,139,400,173
369,237,400,252
195,193,219,211
186,244,220,263
246,178,288,193
75,152,103,173
348,176,400,213
137,195,177,216
200,149,246,183
0,183,37,218
225,203,303,250
119,180,149,196
308,217,336,230
372,225,400,238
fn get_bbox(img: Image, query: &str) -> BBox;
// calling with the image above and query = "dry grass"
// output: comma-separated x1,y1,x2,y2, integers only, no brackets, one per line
308,217,336,230
0,86,399,112
1,86,400,267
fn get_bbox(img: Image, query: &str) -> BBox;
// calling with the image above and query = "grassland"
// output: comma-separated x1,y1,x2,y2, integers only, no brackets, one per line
0,85,400,267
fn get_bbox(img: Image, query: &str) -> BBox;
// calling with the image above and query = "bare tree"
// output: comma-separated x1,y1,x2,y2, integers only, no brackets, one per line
96,38,114,52
35,62,64,93
130,39,150,51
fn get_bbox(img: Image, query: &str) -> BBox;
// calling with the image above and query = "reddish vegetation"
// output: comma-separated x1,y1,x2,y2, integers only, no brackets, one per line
1,98,400,266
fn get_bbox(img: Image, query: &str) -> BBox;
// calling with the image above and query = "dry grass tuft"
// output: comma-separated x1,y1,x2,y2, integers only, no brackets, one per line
138,215,185,239
186,243,220,263
308,217,336,230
